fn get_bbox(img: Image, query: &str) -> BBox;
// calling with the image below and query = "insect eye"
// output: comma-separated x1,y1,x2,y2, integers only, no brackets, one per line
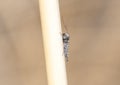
62,33,70,40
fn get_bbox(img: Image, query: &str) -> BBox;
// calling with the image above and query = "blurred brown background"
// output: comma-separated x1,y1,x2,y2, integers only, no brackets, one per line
0,0,120,85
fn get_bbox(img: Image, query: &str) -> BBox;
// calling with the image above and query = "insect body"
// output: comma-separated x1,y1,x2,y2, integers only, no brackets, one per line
62,33,70,62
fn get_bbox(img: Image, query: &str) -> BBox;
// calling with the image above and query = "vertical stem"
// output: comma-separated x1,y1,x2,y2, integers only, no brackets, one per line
39,0,68,85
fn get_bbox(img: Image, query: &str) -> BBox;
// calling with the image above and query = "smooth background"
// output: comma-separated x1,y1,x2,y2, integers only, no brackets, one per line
0,0,120,85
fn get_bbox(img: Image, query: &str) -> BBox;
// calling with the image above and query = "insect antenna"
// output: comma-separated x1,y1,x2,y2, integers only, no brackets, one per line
61,16,69,33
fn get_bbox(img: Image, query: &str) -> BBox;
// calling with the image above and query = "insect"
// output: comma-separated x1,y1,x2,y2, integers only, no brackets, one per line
62,33,70,62
61,15,70,62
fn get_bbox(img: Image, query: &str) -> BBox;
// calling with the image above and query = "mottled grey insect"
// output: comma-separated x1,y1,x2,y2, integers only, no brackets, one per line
62,33,70,62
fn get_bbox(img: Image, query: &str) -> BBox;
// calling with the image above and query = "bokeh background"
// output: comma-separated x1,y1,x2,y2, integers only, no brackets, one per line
0,0,120,85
